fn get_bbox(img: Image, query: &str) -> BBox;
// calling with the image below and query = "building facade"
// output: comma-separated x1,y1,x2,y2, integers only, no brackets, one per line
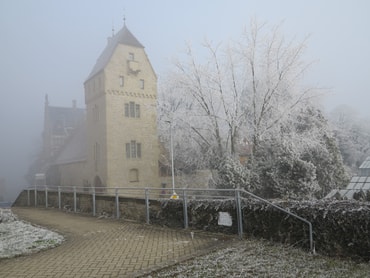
84,23,159,190
33,24,160,193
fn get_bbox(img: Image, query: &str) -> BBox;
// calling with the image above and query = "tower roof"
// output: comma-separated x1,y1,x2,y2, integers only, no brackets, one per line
86,24,144,81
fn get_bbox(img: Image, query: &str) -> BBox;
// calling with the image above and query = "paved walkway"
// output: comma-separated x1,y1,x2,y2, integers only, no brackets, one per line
1,207,233,277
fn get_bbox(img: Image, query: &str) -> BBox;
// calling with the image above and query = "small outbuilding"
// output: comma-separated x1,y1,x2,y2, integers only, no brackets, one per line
326,157,370,200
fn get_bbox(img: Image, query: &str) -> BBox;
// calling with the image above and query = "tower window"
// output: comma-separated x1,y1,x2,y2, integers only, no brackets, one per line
129,169,139,182
94,142,100,171
124,103,129,117
126,141,141,159
125,102,140,118
128,52,134,61
119,75,124,87
139,79,144,89
129,102,135,117
93,104,99,122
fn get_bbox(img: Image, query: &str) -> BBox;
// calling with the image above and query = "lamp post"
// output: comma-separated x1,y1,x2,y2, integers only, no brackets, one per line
165,120,178,199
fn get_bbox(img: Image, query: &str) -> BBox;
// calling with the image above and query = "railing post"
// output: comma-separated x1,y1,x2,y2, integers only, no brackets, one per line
115,188,120,219
58,186,61,210
92,187,96,217
145,188,150,224
73,186,77,213
308,222,314,253
45,186,48,208
235,190,243,239
27,189,30,206
34,185,37,207
183,189,188,229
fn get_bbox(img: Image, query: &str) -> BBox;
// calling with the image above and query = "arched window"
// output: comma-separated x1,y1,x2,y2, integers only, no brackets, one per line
129,169,139,182
94,176,105,193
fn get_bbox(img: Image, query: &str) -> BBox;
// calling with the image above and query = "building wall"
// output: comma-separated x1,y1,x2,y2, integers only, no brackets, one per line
85,72,108,188
58,161,88,188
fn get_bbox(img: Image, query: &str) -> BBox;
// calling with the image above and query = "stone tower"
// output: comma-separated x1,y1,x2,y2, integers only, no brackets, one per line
84,24,159,191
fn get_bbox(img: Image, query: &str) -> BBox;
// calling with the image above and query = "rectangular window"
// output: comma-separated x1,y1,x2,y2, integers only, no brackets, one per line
130,140,137,158
129,102,135,117
94,142,100,171
93,104,99,122
126,143,131,158
137,143,141,158
125,102,140,118
135,104,140,118
119,76,124,87
124,103,129,117
126,141,141,159
140,79,144,89
128,52,134,61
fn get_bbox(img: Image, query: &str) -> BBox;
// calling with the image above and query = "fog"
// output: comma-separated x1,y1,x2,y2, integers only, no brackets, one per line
1,0,369,202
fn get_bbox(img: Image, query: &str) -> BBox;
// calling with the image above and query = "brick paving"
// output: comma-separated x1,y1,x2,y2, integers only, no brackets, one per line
1,207,233,277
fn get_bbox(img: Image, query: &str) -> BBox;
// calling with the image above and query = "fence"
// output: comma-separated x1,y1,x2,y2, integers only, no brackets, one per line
23,185,314,253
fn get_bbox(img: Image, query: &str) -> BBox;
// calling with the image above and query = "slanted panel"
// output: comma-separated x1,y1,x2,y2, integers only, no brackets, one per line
325,189,339,198
351,176,360,182
358,176,366,182
343,190,354,199
347,183,356,189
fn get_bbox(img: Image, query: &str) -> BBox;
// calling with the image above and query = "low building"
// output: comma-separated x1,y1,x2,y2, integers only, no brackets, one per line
326,157,370,200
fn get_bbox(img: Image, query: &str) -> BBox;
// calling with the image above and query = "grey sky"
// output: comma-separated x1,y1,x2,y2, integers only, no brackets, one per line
0,0,369,200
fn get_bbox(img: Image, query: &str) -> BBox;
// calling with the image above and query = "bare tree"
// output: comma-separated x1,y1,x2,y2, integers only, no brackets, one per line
240,21,316,153
158,20,347,198
161,19,316,160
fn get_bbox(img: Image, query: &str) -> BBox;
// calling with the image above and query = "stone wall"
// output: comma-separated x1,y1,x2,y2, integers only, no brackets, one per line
13,190,370,261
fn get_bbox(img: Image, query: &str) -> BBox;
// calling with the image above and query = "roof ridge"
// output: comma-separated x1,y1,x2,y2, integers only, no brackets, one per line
85,25,144,82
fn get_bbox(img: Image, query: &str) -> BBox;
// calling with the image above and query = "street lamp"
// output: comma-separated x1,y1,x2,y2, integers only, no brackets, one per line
165,120,178,199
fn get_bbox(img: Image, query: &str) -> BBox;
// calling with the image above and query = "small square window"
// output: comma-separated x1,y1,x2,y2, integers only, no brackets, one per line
128,53,134,61
119,76,124,87
129,169,139,182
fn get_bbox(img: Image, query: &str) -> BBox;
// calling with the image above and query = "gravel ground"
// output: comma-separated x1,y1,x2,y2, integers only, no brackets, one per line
0,209,64,259
146,239,370,278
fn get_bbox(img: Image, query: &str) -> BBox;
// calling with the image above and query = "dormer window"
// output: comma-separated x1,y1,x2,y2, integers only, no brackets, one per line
128,52,134,61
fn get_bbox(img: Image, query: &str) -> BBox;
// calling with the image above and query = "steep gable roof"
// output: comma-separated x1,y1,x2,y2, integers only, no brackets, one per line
86,24,144,81
47,106,85,135
53,124,87,165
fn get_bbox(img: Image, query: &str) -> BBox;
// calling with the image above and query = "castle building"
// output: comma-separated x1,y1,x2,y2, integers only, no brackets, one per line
36,23,160,192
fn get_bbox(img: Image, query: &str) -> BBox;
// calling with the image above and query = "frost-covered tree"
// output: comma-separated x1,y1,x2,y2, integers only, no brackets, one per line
253,107,348,199
158,20,347,198
329,105,370,174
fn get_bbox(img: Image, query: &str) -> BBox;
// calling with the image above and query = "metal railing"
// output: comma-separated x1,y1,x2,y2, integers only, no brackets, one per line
25,185,314,253
239,189,314,253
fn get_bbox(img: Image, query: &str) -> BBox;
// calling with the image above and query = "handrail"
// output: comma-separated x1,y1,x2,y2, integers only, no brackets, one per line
239,189,314,253
25,185,314,253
